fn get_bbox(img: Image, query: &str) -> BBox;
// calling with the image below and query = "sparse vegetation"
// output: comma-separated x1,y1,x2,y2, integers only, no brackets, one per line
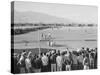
11,23,97,35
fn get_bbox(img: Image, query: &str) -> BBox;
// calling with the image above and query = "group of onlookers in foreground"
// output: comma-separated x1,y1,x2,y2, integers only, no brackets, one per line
13,47,97,74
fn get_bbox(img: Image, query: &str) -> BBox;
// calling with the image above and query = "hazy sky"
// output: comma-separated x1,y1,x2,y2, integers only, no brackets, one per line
14,1,98,24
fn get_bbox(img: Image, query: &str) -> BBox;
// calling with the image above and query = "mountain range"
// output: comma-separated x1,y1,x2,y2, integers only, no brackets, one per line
12,10,73,24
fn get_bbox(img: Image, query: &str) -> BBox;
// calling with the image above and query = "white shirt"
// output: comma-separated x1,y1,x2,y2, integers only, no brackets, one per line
41,55,48,66
56,56,62,67
25,58,31,68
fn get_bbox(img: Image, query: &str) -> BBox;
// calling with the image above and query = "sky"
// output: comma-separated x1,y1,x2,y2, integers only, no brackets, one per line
14,1,98,24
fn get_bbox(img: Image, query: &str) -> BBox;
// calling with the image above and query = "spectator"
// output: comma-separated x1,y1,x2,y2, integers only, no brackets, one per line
77,52,84,70
41,53,48,72
25,56,32,73
50,52,57,72
89,53,94,69
83,54,90,70
56,53,63,71
64,52,71,71
71,51,78,70
34,55,42,72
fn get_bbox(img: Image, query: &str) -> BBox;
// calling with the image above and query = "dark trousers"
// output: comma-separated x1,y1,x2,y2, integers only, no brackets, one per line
77,63,83,70
71,64,78,70
41,65,48,72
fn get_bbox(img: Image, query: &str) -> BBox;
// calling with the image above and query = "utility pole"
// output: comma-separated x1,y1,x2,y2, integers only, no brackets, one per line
38,30,41,57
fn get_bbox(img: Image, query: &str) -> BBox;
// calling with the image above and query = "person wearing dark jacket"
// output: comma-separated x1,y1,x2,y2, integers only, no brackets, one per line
13,55,20,74
34,56,42,72
50,53,57,72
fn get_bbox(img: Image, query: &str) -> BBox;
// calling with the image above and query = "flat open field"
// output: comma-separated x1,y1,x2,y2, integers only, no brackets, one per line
13,27,97,53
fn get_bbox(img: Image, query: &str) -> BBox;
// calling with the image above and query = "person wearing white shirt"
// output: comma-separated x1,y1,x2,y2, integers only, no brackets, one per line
56,53,63,71
25,56,32,73
41,53,48,72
